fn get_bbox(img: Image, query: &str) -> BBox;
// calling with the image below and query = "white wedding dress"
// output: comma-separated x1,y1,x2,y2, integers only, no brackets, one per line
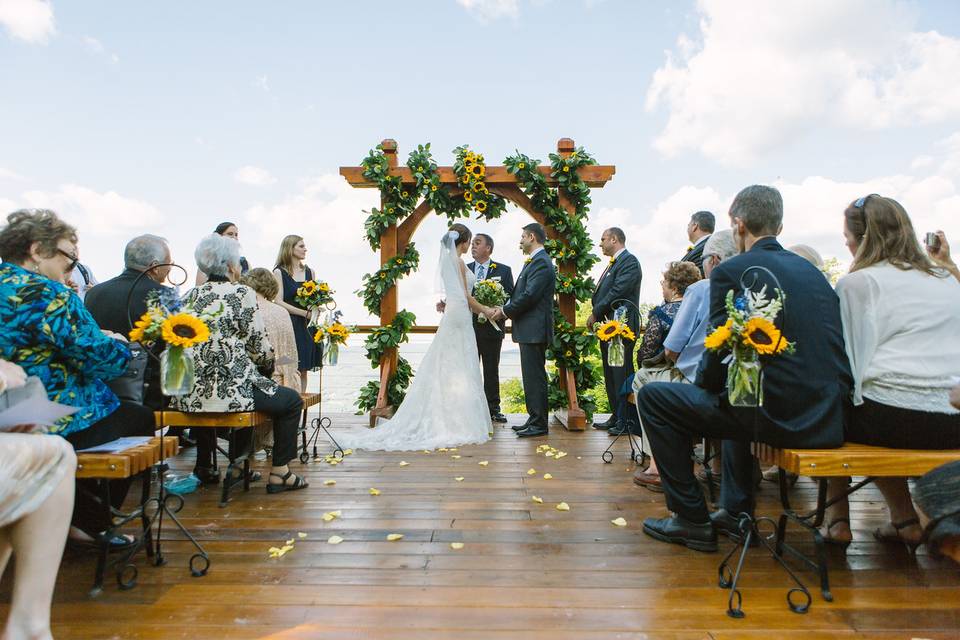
340,231,492,451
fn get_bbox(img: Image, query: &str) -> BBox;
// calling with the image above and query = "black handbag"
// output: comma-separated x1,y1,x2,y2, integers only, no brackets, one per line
107,341,149,404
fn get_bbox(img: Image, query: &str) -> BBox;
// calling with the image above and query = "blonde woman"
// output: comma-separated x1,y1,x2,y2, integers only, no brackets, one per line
272,235,322,391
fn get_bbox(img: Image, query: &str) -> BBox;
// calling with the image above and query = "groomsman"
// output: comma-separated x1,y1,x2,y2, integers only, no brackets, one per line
587,228,642,435
680,211,715,276
468,234,514,424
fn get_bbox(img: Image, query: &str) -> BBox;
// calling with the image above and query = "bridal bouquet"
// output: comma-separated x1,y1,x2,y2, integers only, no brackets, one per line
703,287,794,406
129,289,220,396
312,311,354,366
472,278,507,324
594,309,636,368
296,279,334,309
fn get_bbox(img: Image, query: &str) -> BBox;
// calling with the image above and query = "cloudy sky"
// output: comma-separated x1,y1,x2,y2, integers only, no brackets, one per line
2,0,959,323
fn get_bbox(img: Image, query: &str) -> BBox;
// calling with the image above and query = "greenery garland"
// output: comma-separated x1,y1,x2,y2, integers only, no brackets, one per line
363,309,416,367
356,244,420,316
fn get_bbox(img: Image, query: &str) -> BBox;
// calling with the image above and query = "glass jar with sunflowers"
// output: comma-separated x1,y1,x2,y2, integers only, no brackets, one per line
312,310,353,366
703,287,793,407
593,308,636,367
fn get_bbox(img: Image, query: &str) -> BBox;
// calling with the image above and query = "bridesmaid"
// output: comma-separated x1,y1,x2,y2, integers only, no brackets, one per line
196,221,250,285
272,235,322,392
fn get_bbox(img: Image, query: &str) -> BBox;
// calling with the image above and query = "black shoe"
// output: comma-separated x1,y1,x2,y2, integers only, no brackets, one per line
642,515,718,552
511,424,526,432
592,417,617,430
194,466,220,485
491,413,508,424
710,509,759,546
608,422,634,436
516,426,549,438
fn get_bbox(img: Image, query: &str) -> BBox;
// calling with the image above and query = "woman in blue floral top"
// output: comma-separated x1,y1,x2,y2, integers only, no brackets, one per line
0,210,155,548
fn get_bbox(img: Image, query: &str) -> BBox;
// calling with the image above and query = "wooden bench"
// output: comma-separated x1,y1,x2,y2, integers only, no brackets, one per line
76,436,179,595
752,442,960,602
155,411,271,506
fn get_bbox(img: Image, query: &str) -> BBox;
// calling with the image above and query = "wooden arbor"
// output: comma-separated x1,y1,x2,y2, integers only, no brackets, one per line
340,138,616,431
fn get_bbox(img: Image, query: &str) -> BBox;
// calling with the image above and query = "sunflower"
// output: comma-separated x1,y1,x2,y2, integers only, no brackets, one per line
161,314,210,348
431,185,438,192
313,327,326,343
463,191,473,202
461,175,470,184
128,312,153,342
476,200,487,212
562,166,570,172
517,162,526,170
742,317,789,355
318,282,330,292
596,320,621,341
704,318,733,350
470,164,484,177
620,326,637,342
298,281,317,297
565,350,573,357
472,181,485,192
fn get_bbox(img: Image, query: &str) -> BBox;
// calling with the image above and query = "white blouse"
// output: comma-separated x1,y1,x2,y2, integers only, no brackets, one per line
837,262,960,414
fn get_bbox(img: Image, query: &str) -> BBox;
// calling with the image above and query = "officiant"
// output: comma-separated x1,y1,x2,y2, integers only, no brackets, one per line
468,233,514,424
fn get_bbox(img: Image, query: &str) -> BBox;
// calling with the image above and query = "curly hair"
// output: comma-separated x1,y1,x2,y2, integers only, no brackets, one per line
241,267,280,300
663,261,702,296
0,209,78,263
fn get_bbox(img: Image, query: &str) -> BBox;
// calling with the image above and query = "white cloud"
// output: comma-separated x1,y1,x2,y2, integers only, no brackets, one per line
0,0,54,44
457,0,519,21
645,0,960,166
81,35,119,63
0,167,25,181
234,165,277,187
253,75,270,92
18,184,162,236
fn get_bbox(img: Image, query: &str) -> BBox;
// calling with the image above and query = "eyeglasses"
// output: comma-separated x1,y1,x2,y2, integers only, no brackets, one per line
57,248,79,273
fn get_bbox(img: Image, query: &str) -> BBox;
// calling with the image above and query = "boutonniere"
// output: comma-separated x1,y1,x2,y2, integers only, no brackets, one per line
686,244,694,252
524,258,532,265
489,263,497,269
609,256,616,265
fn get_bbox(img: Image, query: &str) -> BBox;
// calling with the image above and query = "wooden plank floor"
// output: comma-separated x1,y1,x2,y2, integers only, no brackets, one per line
3,413,959,639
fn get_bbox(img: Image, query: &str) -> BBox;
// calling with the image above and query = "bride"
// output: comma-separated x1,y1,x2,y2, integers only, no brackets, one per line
341,224,497,451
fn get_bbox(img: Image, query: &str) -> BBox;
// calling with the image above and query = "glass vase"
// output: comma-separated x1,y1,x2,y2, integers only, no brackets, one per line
160,346,195,397
727,350,763,407
606,335,625,368
326,341,339,367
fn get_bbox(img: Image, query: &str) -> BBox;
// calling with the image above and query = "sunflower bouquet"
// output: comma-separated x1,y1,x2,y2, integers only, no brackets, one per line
311,310,354,366
593,309,636,368
295,279,334,309
704,287,794,406
128,290,220,396
472,278,507,324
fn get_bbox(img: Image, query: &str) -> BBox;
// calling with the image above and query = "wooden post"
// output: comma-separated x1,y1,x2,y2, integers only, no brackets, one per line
372,139,399,425
554,137,586,431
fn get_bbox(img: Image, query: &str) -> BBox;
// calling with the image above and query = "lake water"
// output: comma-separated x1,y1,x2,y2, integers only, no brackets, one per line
307,334,523,413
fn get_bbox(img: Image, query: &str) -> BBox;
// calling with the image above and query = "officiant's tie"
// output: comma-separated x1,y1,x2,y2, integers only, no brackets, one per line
476,264,487,281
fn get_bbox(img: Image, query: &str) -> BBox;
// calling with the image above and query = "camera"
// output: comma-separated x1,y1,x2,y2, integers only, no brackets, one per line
925,232,941,252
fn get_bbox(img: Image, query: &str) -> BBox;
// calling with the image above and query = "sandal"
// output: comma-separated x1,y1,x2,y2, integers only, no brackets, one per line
266,470,309,494
821,517,852,549
873,517,922,554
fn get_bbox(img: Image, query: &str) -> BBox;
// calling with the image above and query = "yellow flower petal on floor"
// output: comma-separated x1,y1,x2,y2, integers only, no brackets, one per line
323,480,336,486
478,461,489,466
438,448,449,452
555,452,568,459
399,461,409,467
611,518,627,527
455,476,464,482
450,542,465,550
422,450,431,454
532,496,543,504
327,535,344,545
286,538,294,545
527,468,536,475
386,533,404,541
369,488,381,496
545,451,555,458
556,502,570,511
543,473,553,480
451,455,461,459
343,449,353,456
298,532,308,538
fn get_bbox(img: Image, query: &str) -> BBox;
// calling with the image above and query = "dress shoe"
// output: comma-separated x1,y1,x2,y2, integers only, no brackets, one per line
194,466,221,485
608,422,639,436
642,515,717,552
633,470,663,492
516,426,549,438
491,413,508,424
512,424,527,432
592,416,617,430
710,509,759,546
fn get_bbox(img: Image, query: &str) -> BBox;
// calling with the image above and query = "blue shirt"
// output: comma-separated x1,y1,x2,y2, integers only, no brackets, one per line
0,262,130,436
663,279,710,382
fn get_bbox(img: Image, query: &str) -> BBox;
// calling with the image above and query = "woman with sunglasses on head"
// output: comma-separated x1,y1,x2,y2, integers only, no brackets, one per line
0,209,155,552
820,195,960,550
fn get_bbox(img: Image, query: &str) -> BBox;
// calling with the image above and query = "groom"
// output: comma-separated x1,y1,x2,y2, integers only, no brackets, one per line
493,222,555,438
468,233,514,424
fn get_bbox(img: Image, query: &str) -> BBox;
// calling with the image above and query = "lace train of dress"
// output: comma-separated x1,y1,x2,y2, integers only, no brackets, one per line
340,233,491,452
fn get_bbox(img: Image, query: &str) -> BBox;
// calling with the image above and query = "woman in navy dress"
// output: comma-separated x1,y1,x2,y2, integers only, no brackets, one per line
272,235,322,391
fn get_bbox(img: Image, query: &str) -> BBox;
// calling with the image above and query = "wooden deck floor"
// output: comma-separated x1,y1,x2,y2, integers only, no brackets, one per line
3,413,959,639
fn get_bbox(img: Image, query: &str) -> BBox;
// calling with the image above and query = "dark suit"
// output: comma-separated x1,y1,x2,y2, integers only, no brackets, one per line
681,235,710,276
468,260,514,416
503,249,556,428
85,269,169,409
591,250,642,425
637,238,851,523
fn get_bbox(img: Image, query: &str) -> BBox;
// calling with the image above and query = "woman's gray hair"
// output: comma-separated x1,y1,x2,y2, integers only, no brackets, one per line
788,244,824,268
195,233,241,277
124,234,169,271
702,229,737,262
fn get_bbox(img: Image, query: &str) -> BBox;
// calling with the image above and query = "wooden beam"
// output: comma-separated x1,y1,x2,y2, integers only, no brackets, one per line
339,164,616,189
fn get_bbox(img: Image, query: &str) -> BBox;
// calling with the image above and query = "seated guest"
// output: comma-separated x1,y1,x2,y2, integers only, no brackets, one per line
787,244,823,269
177,234,307,493
925,230,960,283
914,460,960,565
636,185,851,552
85,234,173,409
680,210,715,276
66,260,98,301
611,260,700,441
0,209,155,550
821,195,960,549
196,222,250,285
634,233,737,490
0,360,76,640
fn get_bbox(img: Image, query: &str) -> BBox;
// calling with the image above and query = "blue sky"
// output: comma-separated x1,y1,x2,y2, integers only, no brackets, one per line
2,0,959,322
